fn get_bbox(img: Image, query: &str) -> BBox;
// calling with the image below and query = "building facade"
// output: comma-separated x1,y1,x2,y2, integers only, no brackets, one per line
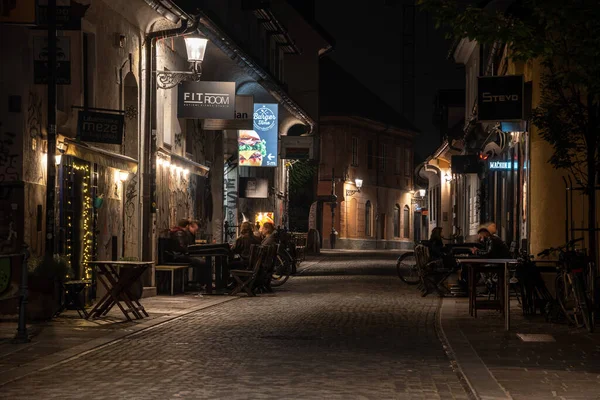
316,58,419,250
0,0,327,299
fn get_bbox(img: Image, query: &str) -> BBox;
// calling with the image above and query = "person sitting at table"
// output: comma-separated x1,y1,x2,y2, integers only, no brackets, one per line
470,226,510,259
231,221,260,267
168,219,212,291
260,222,278,246
428,227,444,260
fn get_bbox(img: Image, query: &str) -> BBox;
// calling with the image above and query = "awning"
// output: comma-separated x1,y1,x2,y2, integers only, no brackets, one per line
59,135,138,172
167,152,210,177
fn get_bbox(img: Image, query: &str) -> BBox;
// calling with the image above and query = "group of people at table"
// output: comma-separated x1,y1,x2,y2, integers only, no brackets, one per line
165,219,278,292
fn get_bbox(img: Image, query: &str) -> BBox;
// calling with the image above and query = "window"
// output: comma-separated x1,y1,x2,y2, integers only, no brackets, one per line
367,140,374,169
393,204,400,237
403,205,410,238
365,201,372,236
351,137,359,166
395,146,402,175
404,148,411,176
379,143,387,171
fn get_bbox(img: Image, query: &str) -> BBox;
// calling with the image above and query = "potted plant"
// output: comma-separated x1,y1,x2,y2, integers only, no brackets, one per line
27,254,72,320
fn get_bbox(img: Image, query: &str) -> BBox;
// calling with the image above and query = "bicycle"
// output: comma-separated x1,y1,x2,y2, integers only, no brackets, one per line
537,238,593,332
270,229,300,287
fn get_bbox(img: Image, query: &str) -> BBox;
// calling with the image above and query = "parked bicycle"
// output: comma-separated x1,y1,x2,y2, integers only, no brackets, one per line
537,238,593,332
270,229,302,287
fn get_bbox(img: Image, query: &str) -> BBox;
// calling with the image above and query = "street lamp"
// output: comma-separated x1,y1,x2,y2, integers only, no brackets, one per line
155,35,208,89
346,178,363,197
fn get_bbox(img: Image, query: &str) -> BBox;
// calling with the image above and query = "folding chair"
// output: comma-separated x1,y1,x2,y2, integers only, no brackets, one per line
229,245,265,296
253,245,278,294
415,245,454,297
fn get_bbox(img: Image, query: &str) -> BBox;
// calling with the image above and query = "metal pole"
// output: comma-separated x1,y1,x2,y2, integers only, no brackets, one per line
45,0,57,258
13,247,30,343
330,168,337,249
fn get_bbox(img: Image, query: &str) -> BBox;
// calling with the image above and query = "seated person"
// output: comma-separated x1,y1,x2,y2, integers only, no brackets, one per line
428,227,444,260
168,219,212,290
471,226,510,259
230,221,260,268
260,222,278,246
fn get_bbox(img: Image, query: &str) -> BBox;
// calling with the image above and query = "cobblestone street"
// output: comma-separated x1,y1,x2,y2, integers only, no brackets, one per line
0,251,468,399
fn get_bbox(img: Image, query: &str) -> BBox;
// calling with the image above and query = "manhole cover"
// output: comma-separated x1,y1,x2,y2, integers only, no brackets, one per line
517,333,555,342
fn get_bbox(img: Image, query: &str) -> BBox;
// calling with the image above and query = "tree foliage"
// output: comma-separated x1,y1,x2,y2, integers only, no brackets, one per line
288,160,316,194
419,0,600,187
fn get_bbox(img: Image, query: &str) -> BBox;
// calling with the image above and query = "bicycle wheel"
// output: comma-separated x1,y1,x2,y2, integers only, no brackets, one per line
397,252,420,285
556,273,577,326
573,274,594,333
271,248,293,287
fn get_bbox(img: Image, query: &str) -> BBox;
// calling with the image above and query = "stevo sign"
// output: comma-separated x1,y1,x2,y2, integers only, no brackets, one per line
477,75,524,121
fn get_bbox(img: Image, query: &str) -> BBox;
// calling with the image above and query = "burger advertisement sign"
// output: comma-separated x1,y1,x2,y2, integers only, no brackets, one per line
238,103,278,167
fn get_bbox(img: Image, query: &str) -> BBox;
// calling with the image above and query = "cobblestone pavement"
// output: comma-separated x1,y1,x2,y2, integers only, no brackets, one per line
1,251,468,399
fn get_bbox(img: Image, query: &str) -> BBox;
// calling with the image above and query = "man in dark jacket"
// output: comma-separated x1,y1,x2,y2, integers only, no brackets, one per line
169,219,211,291
471,226,511,259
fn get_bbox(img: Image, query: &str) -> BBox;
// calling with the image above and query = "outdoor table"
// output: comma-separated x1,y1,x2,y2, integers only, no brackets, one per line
86,261,154,321
188,244,230,293
456,258,518,331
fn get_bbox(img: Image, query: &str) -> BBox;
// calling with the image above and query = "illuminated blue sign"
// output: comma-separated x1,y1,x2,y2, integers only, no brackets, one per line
489,161,518,170
238,103,278,167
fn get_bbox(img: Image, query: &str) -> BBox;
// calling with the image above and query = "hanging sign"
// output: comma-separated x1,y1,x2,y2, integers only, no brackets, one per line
238,103,278,167
77,111,124,144
477,75,524,121
280,136,314,160
33,35,71,84
36,0,89,30
177,81,236,119
202,95,254,130
488,160,518,171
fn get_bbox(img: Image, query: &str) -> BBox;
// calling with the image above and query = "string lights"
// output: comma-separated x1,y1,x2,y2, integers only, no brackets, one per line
72,161,93,280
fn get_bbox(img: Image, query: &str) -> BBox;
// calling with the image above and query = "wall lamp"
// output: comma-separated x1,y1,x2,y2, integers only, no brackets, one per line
444,173,452,182
155,35,208,89
346,178,363,196
118,171,130,182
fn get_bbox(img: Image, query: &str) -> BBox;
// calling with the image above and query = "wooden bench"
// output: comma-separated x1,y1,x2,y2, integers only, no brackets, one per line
156,264,189,295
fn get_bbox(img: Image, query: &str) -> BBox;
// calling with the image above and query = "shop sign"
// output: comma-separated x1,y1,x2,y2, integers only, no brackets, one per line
202,95,253,130
239,177,269,198
33,35,71,84
177,81,236,119
0,0,36,24
238,103,278,167
489,160,518,171
36,0,89,30
77,111,124,144
280,136,314,160
477,75,524,121
223,164,238,244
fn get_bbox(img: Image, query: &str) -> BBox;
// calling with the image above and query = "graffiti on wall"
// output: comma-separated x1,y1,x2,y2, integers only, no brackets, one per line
0,122,19,183
24,91,45,184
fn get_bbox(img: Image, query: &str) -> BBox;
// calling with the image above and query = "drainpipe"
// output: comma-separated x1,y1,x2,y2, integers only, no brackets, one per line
141,2,198,262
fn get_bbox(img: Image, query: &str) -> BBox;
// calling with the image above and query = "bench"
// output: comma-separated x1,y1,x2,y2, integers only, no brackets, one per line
156,264,189,295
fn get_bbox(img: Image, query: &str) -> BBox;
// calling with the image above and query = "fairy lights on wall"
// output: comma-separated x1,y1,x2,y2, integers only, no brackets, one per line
72,161,93,280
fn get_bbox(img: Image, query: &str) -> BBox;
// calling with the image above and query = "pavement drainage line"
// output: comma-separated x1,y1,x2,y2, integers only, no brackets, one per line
436,298,513,400
0,296,239,388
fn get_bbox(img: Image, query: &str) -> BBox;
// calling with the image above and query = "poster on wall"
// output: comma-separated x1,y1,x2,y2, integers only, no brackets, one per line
223,164,238,244
238,103,278,167
33,35,71,84
239,177,268,198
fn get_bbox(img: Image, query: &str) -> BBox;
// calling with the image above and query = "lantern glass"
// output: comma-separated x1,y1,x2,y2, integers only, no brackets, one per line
355,178,363,189
184,37,208,63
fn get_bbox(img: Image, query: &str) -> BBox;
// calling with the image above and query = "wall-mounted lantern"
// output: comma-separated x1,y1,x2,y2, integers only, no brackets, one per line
155,35,208,89
346,178,363,197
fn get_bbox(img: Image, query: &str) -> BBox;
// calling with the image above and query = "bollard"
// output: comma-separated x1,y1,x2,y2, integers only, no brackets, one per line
13,245,30,343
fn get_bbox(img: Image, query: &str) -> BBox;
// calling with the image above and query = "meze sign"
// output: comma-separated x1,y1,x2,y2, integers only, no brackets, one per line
77,111,124,144
477,75,524,121
238,104,278,167
177,81,236,119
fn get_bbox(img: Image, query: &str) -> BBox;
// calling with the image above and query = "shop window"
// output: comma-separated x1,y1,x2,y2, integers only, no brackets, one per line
365,201,372,236
393,204,400,237
403,205,410,238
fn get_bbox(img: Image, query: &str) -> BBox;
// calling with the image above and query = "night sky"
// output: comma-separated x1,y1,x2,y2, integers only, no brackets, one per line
314,1,465,162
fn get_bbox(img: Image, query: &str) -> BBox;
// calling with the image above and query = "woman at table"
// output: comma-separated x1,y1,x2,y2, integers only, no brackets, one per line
231,222,260,267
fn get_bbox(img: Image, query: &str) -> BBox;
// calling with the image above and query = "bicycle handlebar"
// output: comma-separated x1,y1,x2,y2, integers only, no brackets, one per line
536,238,584,257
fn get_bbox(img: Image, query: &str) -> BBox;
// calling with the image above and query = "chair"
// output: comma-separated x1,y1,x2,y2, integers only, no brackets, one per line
55,279,92,318
415,245,454,297
229,245,266,296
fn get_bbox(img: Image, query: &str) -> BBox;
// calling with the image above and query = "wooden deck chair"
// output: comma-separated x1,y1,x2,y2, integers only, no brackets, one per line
229,245,265,296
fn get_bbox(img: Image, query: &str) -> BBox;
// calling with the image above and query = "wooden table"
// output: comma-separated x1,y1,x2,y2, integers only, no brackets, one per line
456,258,518,331
188,244,230,293
87,261,154,321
